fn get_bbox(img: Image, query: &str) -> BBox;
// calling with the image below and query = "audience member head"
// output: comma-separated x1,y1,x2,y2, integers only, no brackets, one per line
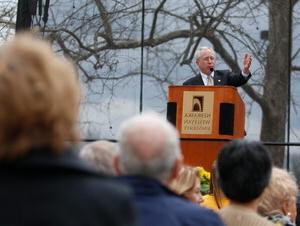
80,140,119,176
0,33,80,159
169,165,203,204
217,139,272,204
258,167,298,223
116,112,182,184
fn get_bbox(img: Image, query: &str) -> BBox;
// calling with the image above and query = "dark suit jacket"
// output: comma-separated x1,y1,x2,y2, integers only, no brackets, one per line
0,148,137,226
183,70,251,87
120,176,225,226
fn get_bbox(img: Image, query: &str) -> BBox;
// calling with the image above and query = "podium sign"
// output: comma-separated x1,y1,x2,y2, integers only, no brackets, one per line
168,85,245,139
182,91,214,134
167,85,246,170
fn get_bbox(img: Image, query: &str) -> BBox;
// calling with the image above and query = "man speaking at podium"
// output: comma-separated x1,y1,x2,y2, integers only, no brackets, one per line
183,47,252,86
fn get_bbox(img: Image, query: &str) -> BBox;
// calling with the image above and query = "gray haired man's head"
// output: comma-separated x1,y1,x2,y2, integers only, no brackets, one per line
116,112,182,183
195,47,216,61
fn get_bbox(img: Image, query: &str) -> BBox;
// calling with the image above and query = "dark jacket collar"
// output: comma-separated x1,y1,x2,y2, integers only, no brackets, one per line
0,147,103,177
120,175,179,197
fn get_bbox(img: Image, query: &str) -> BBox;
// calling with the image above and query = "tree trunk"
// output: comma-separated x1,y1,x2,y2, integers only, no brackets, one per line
260,0,291,166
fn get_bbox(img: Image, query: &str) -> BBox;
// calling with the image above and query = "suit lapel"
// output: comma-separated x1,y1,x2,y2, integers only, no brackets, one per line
213,71,223,86
197,73,205,85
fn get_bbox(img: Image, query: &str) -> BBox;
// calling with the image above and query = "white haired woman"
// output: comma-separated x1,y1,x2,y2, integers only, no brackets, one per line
258,167,298,226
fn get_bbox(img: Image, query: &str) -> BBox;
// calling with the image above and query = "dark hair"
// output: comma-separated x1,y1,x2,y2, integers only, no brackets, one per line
217,140,272,203
209,161,223,209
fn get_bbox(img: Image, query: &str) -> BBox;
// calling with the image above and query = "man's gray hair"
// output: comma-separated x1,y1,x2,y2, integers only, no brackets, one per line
195,46,216,61
117,112,181,183
80,140,118,176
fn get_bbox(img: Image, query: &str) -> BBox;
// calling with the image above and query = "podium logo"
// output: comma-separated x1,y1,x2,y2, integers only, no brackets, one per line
192,96,204,112
182,91,214,134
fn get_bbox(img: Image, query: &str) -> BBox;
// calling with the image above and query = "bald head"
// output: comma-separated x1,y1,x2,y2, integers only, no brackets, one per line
117,112,182,183
122,116,171,161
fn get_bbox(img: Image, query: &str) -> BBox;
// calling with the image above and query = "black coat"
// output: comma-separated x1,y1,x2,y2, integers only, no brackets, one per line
183,70,251,87
0,148,138,226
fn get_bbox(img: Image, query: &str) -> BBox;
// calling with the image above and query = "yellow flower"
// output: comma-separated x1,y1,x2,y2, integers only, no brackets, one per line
196,166,211,194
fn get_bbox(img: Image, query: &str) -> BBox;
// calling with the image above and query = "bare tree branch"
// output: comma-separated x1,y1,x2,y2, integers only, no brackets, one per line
94,0,114,46
149,0,167,40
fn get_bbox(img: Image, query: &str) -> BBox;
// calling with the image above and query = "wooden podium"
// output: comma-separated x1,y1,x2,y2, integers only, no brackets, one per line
167,85,245,171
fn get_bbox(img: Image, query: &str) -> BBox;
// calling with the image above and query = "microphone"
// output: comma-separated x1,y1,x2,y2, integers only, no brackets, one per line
210,68,214,72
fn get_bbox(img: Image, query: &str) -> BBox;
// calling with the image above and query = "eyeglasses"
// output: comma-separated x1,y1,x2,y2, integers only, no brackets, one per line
201,56,215,62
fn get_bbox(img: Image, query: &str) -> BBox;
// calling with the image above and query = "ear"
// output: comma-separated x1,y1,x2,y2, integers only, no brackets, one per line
113,155,121,176
282,199,290,216
168,154,183,183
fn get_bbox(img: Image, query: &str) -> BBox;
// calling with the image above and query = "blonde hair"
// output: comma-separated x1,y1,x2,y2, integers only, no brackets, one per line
258,167,299,216
0,33,80,158
170,166,199,195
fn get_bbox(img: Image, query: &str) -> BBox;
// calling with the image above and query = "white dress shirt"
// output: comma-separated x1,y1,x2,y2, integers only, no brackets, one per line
201,71,214,86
